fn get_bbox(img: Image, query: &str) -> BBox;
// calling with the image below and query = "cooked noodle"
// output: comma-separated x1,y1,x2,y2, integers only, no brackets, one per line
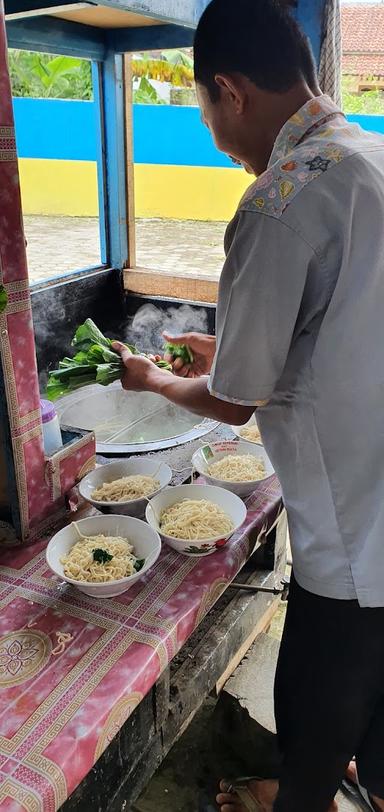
61,534,139,582
239,425,261,443
160,499,233,540
208,454,265,482
92,474,160,503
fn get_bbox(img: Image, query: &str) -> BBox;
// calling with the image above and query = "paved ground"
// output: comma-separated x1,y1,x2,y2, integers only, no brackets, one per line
24,216,226,285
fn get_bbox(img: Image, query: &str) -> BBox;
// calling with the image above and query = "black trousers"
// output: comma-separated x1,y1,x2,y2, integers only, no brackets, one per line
273,577,384,812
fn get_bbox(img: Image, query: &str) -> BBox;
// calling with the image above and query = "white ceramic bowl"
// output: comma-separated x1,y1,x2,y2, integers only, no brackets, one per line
192,440,274,499
79,459,173,518
145,483,247,557
231,414,262,445
46,514,161,598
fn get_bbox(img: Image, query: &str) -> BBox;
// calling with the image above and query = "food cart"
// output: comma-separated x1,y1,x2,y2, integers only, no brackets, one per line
0,0,329,808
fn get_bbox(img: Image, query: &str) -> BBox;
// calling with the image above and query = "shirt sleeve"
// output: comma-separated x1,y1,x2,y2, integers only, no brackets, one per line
208,211,316,405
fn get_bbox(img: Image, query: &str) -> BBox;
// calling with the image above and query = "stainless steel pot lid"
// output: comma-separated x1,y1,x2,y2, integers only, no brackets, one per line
56,383,219,454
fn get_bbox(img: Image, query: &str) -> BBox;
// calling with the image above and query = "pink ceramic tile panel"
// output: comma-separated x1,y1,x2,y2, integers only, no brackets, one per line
23,438,52,526
0,40,12,125
0,796,26,812
0,6,96,543
0,163,27,285
59,444,96,495
6,312,40,418
0,478,281,811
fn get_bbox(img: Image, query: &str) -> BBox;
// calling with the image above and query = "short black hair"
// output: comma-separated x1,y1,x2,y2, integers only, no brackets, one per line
194,0,317,101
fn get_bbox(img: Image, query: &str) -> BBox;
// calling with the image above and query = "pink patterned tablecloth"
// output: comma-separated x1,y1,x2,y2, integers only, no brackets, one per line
0,477,281,812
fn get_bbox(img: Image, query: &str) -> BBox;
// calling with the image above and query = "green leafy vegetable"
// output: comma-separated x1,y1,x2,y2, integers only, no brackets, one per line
46,318,172,401
134,558,145,572
72,319,110,352
155,359,174,369
0,286,7,314
164,342,194,365
92,548,113,564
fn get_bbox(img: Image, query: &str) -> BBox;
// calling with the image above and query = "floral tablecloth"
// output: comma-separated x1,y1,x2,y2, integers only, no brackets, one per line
0,477,281,812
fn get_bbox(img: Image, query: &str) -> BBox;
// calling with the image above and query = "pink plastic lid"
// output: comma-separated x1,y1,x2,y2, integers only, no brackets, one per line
40,399,57,424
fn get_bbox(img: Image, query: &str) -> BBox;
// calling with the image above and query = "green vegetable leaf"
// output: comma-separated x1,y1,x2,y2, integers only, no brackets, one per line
46,319,175,402
134,558,145,572
0,286,7,314
72,318,111,351
72,351,89,365
46,378,67,402
101,346,121,364
155,359,173,371
92,548,113,564
95,362,122,386
164,342,194,365
48,364,97,381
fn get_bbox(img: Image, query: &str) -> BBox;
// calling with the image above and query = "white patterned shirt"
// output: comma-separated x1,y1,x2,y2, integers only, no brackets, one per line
209,95,384,606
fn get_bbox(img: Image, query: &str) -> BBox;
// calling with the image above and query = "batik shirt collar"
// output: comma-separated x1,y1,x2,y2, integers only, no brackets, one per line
268,94,345,168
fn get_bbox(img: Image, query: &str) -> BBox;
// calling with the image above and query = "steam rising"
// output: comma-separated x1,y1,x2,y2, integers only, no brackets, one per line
126,303,208,353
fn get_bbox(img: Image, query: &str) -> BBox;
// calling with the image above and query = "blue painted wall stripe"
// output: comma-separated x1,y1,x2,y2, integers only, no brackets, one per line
347,114,384,135
12,97,384,167
132,104,237,168
13,97,98,161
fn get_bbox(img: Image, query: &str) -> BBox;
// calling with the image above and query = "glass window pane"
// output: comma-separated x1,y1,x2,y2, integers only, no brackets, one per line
341,1,384,116
131,49,249,281
10,50,103,285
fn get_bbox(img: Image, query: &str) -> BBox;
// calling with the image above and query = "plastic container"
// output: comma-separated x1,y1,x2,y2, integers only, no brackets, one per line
40,399,63,456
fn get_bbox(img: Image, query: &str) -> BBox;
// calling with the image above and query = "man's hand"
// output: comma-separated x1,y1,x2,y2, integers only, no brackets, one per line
113,342,255,425
112,342,159,392
163,332,216,378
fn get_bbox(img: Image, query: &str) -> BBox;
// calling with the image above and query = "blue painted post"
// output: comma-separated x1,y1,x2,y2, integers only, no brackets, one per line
295,0,326,69
92,62,108,265
99,51,128,271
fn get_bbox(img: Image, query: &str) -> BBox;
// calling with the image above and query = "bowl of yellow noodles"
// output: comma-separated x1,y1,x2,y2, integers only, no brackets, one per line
231,415,262,445
145,483,246,556
79,458,172,518
46,514,161,598
192,440,274,498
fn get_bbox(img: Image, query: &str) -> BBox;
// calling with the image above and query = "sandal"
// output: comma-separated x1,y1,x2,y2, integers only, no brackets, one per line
341,761,376,812
225,776,266,811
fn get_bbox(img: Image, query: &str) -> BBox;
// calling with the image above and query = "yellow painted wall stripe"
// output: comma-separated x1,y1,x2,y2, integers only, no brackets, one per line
18,159,252,222
18,159,99,217
134,164,251,221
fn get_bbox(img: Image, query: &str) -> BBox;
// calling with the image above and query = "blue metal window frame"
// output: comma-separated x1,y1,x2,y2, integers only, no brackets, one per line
6,0,326,287
6,14,195,285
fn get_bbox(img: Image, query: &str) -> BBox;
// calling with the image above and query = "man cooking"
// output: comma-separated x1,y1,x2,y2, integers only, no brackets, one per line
114,0,384,809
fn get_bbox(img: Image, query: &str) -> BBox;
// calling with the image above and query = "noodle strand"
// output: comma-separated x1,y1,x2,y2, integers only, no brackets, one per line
239,425,262,443
62,534,140,582
160,498,233,540
92,475,160,503
208,454,265,482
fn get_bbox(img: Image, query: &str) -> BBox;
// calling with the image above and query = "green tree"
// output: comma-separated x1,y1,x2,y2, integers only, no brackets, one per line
342,75,384,116
132,49,195,104
8,50,92,99
133,77,165,104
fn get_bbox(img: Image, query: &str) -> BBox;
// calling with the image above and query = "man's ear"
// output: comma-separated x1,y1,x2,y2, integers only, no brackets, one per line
214,73,246,114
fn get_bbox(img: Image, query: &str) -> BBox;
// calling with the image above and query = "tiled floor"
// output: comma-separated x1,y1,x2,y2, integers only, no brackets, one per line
24,215,226,285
